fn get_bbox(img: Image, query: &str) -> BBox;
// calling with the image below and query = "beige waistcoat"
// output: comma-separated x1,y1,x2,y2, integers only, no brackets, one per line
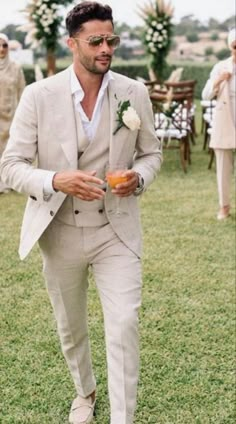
55,90,110,227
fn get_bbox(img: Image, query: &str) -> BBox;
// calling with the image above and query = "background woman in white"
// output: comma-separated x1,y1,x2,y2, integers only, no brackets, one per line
0,33,25,193
202,28,236,220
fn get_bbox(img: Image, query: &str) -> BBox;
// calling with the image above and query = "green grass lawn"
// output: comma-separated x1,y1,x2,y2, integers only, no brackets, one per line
0,110,235,423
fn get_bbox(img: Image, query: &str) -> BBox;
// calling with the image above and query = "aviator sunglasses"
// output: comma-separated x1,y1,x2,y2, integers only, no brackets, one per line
73,34,120,49
0,43,8,48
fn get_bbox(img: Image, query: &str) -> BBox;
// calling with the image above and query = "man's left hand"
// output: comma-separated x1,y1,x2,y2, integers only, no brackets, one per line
111,171,139,197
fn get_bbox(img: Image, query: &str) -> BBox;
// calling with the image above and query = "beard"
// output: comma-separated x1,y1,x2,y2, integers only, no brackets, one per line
81,54,112,75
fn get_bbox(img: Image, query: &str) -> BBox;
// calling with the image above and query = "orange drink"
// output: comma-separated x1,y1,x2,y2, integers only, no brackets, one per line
106,172,128,189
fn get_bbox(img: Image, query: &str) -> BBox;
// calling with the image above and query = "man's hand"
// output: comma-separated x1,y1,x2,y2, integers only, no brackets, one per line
110,170,139,197
53,170,106,201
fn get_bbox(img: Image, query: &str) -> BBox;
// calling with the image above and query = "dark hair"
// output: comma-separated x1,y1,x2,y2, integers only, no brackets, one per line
66,1,114,37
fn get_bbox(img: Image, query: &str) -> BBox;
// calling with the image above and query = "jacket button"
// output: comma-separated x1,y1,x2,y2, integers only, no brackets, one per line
50,210,54,216
74,210,80,215
98,209,103,214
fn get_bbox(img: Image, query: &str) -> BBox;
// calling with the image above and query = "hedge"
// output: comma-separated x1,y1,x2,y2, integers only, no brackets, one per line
22,62,213,99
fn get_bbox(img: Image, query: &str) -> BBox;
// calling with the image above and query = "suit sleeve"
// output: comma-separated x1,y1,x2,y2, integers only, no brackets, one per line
0,84,53,203
132,82,162,188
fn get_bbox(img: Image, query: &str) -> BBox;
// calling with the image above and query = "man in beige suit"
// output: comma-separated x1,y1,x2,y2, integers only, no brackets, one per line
0,2,162,423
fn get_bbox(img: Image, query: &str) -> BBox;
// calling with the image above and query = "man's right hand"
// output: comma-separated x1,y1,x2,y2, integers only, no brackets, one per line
53,170,106,201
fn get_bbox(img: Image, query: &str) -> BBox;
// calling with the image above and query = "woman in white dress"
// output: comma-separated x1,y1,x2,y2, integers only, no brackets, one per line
202,28,236,220
0,33,25,193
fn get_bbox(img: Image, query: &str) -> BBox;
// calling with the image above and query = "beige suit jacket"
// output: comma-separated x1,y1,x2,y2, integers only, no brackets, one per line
202,57,236,149
0,67,162,259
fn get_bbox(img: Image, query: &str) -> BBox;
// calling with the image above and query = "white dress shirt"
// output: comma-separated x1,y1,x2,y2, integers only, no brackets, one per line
44,66,114,195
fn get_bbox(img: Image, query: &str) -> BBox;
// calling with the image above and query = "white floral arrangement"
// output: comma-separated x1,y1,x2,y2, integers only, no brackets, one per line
138,0,174,82
18,0,71,50
113,99,141,135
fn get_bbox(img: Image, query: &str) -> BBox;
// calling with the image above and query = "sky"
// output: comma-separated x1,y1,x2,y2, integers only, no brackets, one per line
0,0,235,30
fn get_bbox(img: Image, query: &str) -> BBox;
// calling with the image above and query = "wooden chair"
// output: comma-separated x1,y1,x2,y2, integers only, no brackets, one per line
150,90,193,173
201,100,216,150
200,99,217,135
163,80,197,145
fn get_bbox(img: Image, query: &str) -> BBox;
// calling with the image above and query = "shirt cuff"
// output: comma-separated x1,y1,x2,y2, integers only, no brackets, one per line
43,171,57,195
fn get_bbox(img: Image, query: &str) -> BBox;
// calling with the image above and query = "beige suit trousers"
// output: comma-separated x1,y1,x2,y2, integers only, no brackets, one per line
214,149,235,207
38,219,142,424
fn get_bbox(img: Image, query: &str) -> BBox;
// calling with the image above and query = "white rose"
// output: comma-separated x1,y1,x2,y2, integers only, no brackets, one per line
151,20,156,26
122,107,141,131
146,34,151,41
152,31,159,40
156,23,163,30
148,28,153,34
41,20,49,27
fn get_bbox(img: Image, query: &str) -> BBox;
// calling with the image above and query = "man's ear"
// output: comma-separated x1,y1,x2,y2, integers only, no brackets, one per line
67,37,75,53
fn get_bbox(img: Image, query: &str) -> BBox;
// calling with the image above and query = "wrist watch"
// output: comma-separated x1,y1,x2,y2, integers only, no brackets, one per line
134,173,144,196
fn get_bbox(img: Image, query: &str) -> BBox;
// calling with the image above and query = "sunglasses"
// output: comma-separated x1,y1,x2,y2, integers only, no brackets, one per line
0,43,8,48
73,34,120,49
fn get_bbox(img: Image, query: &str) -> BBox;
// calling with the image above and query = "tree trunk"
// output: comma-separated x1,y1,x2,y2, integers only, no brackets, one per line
47,49,56,76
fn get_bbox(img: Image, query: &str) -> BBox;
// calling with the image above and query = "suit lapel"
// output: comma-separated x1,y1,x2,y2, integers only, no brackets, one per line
46,69,78,168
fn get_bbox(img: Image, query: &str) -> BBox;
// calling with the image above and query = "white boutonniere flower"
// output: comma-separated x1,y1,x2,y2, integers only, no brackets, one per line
113,98,141,135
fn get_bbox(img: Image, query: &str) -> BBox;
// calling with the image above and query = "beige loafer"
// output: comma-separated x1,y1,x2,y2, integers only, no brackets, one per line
69,394,95,424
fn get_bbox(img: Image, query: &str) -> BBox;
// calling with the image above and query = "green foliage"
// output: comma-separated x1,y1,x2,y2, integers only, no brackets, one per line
210,32,219,41
173,15,206,36
186,32,199,43
215,48,231,61
174,15,235,35
115,45,133,60
180,64,213,98
205,47,214,56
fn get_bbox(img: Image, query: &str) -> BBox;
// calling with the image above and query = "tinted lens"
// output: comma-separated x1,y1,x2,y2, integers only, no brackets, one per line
88,35,120,48
107,36,120,48
89,36,104,46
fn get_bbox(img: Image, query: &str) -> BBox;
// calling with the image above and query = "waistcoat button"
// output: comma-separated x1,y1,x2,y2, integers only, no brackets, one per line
50,210,54,216
74,210,80,215
98,209,103,214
